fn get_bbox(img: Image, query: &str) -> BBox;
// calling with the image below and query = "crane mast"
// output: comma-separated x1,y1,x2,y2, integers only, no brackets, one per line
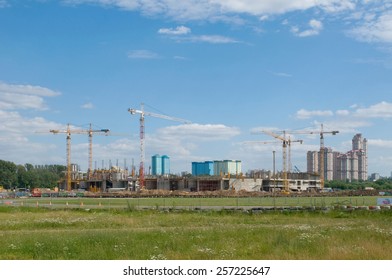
261,130,303,193
128,103,191,189
287,136,303,173
50,123,109,191
139,104,146,190
66,126,71,191
244,137,302,175
287,124,338,188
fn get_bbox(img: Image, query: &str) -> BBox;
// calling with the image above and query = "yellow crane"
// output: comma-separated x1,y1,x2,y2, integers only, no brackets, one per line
243,138,302,173
286,124,339,188
50,123,109,191
128,103,191,189
261,131,303,193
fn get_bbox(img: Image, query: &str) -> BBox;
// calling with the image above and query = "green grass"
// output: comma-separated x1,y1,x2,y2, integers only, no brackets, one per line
6,195,380,209
1,206,392,260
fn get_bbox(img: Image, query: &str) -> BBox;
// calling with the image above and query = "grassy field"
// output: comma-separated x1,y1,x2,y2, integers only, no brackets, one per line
3,195,383,209
1,205,392,260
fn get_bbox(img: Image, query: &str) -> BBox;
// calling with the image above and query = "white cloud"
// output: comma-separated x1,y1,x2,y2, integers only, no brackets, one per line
314,120,372,134
350,12,392,43
63,0,392,49
127,49,160,59
354,101,392,118
296,109,334,119
0,110,61,136
292,101,392,136
189,35,239,44
63,0,356,21
0,81,61,110
269,71,292,78
0,0,8,8
0,82,65,165
320,0,355,13
250,126,280,134
81,102,94,109
336,110,350,116
291,19,324,37
0,82,60,97
368,139,392,149
158,25,239,44
173,56,188,60
159,123,241,141
259,15,269,21
211,0,354,15
158,26,191,35
0,109,64,165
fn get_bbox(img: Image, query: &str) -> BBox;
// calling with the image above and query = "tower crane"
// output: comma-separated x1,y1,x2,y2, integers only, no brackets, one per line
243,138,302,173
50,123,110,191
261,130,303,193
286,124,339,188
128,103,191,189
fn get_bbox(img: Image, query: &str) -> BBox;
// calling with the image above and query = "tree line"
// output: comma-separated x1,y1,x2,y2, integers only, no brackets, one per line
325,179,392,190
1,158,392,191
0,159,66,190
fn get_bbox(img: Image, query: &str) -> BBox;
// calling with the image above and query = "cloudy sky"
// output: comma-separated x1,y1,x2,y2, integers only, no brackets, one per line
1,0,392,176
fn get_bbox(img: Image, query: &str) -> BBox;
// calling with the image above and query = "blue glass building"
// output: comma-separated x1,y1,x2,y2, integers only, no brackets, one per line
192,160,241,176
191,161,214,176
151,154,162,175
162,155,170,175
152,154,170,175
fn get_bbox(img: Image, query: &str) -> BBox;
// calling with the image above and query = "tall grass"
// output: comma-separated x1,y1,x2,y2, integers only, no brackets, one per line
7,195,379,209
0,206,391,260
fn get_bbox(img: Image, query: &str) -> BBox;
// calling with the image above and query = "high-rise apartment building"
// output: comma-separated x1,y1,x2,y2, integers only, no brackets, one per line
151,154,170,176
306,148,334,180
151,154,162,175
192,160,242,176
162,155,170,175
307,151,318,174
306,134,368,182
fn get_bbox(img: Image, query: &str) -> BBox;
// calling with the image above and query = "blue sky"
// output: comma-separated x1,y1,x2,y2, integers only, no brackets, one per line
1,0,392,176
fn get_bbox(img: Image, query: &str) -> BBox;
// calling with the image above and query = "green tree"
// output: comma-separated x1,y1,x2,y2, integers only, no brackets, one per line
0,160,17,189
0,160,66,190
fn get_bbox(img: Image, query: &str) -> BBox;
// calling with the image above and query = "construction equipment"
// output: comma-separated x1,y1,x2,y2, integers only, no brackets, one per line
261,131,303,193
128,103,191,189
50,123,109,191
287,136,303,173
286,124,339,188
243,138,302,173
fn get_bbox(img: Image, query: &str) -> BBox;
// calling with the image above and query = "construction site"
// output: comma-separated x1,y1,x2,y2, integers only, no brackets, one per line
60,167,322,194
45,104,345,196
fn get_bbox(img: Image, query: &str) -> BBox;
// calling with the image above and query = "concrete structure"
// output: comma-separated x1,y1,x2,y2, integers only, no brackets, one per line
247,169,272,179
58,167,321,193
307,151,318,174
143,174,321,192
57,166,130,192
307,149,334,180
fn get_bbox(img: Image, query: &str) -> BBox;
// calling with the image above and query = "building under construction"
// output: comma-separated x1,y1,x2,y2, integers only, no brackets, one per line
57,165,321,193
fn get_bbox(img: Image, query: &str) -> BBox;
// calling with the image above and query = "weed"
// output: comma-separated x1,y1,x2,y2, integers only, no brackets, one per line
1,206,391,259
